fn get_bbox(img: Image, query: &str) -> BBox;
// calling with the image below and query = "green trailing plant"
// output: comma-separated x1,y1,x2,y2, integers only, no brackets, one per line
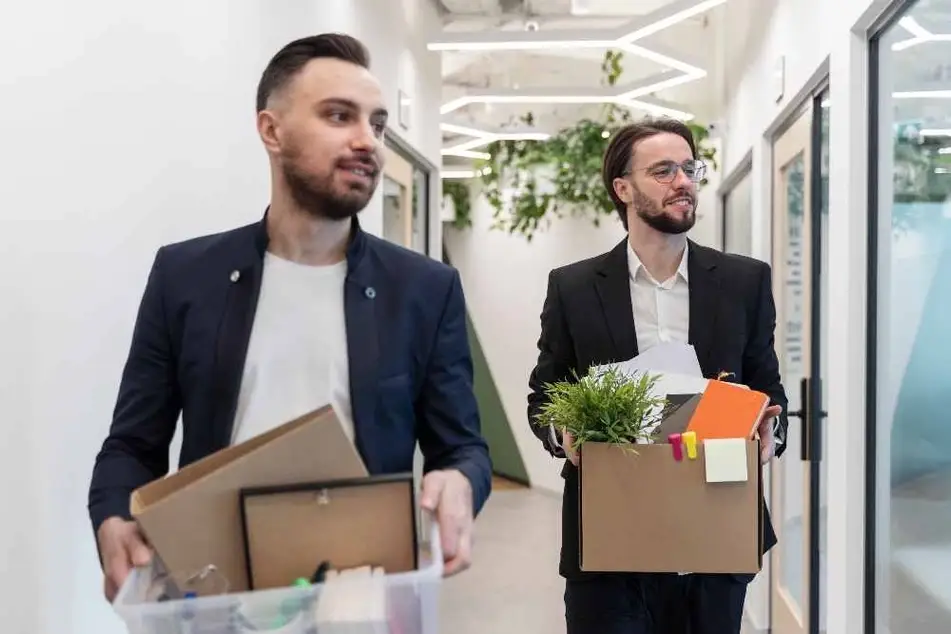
536,365,668,454
442,179,472,229
470,49,718,240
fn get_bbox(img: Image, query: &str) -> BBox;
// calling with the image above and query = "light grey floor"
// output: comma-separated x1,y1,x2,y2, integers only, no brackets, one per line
440,487,566,633
437,486,757,633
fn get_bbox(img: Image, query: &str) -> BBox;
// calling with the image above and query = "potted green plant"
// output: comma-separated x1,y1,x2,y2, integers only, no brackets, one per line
536,365,668,455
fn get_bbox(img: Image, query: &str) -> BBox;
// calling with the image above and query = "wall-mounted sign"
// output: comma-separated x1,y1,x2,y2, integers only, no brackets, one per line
773,55,785,103
398,89,410,131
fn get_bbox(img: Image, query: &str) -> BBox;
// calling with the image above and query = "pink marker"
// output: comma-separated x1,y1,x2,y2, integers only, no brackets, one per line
668,433,683,461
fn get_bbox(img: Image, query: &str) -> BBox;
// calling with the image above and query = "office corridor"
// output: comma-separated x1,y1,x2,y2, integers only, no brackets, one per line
439,479,759,633
440,481,565,633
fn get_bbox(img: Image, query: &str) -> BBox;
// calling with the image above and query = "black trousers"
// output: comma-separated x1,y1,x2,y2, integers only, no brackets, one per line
564,573,749,634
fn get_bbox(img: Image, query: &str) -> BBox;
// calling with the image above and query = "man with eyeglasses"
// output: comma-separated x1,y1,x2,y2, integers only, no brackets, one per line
527,117,788,634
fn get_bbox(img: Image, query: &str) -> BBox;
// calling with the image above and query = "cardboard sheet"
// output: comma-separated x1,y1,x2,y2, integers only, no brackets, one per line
130,405,368,593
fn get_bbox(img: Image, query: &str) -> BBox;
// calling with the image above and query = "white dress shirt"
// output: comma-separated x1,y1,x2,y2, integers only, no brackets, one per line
549,242,691,454
627,241,690,352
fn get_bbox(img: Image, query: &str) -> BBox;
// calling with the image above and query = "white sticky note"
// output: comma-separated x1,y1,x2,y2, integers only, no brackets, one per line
703,438,749,483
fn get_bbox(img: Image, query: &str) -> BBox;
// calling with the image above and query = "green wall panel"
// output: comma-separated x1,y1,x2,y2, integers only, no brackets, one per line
465,312,530,484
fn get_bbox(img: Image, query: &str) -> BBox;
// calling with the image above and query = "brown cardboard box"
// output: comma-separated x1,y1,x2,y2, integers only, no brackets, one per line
579,439,763,574
130,405,368,593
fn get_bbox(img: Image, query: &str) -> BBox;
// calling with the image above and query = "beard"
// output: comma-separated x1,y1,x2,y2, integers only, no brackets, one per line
281,154,377,222
632,184,696,234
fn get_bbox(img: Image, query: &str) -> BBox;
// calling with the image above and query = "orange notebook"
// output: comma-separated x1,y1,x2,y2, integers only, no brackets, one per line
684,380,770,441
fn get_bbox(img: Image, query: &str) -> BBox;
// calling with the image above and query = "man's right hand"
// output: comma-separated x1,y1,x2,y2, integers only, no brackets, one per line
562,430,579,466
97,517,152,602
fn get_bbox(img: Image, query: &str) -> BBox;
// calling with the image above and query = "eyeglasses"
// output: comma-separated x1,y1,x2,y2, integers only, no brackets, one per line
627,159,707,184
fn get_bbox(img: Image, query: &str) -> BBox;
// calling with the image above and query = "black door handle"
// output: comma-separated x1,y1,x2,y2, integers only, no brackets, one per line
787,377,828,461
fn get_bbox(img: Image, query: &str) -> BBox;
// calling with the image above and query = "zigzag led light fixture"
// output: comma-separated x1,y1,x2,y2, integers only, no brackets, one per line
440,122,551,161
428,0,725,117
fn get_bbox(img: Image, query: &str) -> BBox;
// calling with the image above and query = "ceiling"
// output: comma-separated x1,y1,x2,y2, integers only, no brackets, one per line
428,0,756,171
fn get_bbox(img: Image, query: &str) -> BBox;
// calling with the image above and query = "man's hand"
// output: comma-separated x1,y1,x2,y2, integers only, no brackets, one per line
757,404,784,464
97,517,152,602
562,430,579,466
420,469,475,577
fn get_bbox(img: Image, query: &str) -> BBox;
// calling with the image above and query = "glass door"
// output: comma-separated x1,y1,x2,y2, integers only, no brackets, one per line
770,91,830,634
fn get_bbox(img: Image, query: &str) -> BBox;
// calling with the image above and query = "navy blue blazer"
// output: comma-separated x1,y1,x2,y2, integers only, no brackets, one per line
88,214,492,535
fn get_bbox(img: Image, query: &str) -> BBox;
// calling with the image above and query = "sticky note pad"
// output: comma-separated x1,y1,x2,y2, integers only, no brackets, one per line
703,438,749,483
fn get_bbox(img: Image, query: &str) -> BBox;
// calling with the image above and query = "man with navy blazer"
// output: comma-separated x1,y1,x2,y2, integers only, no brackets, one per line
88,33,491,600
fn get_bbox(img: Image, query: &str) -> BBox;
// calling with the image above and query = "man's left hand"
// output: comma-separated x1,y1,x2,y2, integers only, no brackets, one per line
420,469,474,577
757,404,783,464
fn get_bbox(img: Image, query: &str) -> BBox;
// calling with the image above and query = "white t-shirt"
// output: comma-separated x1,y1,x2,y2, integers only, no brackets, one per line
230,253,353,445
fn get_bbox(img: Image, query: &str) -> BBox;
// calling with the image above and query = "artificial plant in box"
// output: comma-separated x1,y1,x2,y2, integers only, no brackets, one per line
537,365,668,455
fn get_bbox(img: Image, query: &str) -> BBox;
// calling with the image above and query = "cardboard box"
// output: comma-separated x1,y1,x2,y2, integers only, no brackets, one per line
579,439,763,574
130,405,368,593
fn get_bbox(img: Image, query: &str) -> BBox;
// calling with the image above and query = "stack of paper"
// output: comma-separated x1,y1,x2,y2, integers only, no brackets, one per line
313,566,388,633
592,342,708,443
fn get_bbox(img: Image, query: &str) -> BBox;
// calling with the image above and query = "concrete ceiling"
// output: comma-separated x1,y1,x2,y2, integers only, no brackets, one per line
428,0,755,170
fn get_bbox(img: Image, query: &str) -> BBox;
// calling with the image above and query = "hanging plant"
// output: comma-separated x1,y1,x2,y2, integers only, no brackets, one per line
442,179,473,229
467,49,718,240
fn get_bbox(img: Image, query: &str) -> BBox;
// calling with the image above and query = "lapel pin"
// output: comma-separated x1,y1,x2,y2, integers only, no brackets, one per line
364,286,376,299
230,270,240,283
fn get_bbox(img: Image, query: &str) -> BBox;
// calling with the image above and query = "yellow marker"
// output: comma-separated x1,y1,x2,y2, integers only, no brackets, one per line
682,431,698,459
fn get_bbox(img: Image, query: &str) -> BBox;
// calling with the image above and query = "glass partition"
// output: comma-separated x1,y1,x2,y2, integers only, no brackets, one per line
722,170,753,256
870,1,951,631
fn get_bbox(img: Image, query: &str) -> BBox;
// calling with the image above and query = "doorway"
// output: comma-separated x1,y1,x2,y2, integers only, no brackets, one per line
769,88,830,634
382,138,430,255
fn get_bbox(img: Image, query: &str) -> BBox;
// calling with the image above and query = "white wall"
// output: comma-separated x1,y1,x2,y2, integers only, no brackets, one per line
0,1,442,633
445,167,722,493
719,0,895,632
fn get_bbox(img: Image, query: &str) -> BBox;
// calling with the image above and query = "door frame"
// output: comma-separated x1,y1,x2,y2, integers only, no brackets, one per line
768,82,830,634
383,128,437,258
382,144,414,248
770,102,814,634
718,149,754,254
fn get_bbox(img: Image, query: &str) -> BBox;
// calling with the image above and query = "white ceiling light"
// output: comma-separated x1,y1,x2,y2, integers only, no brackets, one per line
440,121,552,156
427,0,725,52
431,4,710,117
441,170,479,179
441,149,492,159
440,92,695,120
892,16,951,51
618,0,726,43
893,90,951,99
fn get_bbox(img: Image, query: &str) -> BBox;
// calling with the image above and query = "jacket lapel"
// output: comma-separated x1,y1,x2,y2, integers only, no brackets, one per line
340,229,376,460
594,239,639,363
209,213,377,457
209,220,269,449
687,240,721,375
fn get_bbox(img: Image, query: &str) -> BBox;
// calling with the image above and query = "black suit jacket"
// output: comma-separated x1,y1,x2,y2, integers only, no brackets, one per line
527,238,788,579
88,214,492,536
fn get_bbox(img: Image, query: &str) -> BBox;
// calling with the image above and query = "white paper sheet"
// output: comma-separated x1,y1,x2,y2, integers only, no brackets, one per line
592,342,708,444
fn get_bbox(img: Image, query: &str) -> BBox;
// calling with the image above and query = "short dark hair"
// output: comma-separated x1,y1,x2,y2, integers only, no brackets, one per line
601,117,698,229
256,33,371,112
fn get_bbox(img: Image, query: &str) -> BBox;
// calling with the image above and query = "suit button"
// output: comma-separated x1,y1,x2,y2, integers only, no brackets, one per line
365,287,376,299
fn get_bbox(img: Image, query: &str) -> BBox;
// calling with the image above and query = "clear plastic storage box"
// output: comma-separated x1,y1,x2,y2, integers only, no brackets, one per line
112,523,443,634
